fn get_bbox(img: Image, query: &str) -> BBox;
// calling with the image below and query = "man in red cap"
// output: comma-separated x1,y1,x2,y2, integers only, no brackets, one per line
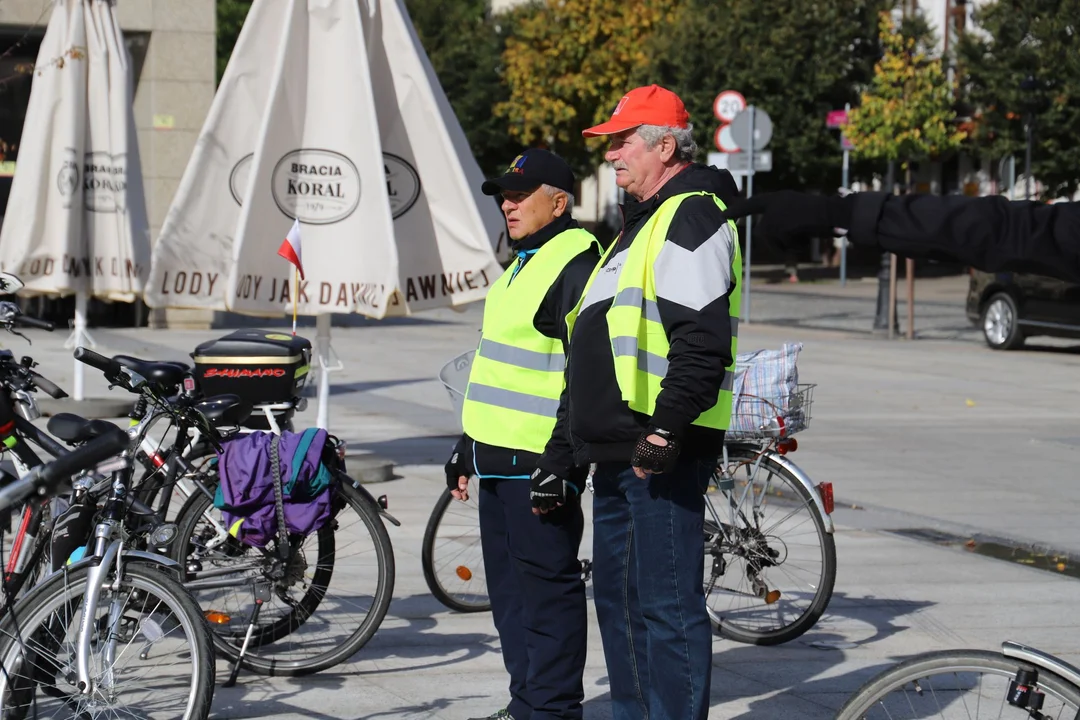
534,85,741,720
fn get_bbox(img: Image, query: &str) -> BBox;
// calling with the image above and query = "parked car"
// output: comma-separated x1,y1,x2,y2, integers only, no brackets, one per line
966,269,1080,349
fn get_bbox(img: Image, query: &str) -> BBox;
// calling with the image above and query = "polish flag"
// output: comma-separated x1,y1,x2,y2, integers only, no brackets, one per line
277,218,304,279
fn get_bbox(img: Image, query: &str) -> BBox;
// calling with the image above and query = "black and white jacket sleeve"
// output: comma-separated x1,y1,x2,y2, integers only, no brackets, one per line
649,196,737,436
533,247,601,476
851,193,1080,283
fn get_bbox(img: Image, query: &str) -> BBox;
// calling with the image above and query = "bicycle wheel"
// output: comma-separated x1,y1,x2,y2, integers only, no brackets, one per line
174,476,395,675
836,649,1080,719
421,478,489,613
704,446,835,645
0,562,215,720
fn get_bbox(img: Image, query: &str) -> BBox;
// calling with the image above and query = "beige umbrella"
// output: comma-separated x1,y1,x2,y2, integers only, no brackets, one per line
0,0,150,401
146,0,506,429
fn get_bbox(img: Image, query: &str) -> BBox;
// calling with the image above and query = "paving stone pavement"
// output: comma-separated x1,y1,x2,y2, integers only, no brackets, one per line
4,274,1079,719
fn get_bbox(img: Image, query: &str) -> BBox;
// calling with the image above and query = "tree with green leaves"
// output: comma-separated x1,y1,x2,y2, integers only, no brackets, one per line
496,0,675,178
845,11,966,181
405,0,521,177
216,0,252,84
958,0,1080,199
641,0,889,193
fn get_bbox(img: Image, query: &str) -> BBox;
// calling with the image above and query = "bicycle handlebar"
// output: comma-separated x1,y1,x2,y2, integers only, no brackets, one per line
74,347,123,379
29,370,68,399
0,425,129,511
15,315,54,331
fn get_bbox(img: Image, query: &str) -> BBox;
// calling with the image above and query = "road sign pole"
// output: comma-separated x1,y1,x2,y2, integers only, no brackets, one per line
743,106,755,323
840,102,850,287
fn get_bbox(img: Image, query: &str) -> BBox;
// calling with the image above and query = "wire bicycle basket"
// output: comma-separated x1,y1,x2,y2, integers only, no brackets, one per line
726,383,815,441
438,350,474,432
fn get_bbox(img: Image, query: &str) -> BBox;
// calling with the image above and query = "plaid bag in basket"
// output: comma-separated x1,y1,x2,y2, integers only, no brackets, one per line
729,342,807,436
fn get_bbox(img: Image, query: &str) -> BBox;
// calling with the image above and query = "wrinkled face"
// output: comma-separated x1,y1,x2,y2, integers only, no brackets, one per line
605,128,666,200
500,187,563,240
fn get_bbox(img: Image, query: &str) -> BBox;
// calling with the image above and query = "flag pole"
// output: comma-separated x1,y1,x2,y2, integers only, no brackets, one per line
292,265,298,336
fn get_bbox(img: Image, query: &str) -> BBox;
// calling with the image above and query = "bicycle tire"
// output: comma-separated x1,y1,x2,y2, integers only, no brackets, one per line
836,649,1080,719
706,447,836,646
0,561,215,720
174,478,395,676
421,485,490,613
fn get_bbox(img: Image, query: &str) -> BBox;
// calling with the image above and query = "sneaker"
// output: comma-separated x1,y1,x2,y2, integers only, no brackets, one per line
468,710,514,720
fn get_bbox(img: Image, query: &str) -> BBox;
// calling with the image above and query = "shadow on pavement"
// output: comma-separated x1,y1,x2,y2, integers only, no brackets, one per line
350,435,460,467
581,591,934,719
352,694,490,720
346,593,499,675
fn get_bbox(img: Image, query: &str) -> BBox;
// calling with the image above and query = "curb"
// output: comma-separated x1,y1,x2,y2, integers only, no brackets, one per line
345,453,396,484
833,492,1080,578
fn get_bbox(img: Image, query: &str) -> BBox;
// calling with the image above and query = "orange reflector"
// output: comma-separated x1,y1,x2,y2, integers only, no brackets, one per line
456,566,473,581
764,589,782,604
817,482,834,515
205,611,231,625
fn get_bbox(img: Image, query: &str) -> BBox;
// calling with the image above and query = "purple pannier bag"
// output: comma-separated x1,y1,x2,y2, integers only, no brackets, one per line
214,428,335,548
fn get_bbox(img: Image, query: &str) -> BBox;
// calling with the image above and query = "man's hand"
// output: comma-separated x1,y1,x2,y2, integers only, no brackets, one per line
631,427,681,479
530,467,579,515
444,440,473,502
723,191,856,255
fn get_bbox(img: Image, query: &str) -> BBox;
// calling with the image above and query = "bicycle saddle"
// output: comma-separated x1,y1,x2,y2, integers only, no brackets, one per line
113,355,190,389
194,394,253,427
48,413,122,445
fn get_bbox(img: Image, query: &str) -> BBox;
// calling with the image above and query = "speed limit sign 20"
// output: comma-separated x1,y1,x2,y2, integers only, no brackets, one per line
714,90,746,123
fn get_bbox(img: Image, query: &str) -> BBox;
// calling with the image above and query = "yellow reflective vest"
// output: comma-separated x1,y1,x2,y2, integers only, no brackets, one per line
567,192,741,430
462,227,600,453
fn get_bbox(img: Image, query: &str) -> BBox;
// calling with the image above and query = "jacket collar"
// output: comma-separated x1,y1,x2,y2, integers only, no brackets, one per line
511,213,580,254
620,163,719,229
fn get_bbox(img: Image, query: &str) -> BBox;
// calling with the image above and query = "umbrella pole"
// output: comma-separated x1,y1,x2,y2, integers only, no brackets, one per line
73,291,90,401
316,314,332,430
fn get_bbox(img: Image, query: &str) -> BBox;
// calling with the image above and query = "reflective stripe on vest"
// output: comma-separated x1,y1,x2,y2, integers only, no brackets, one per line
461,227,600,453
477,338,565,373
567,192,741,431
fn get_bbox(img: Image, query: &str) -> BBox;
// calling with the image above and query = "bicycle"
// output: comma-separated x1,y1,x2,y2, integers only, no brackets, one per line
0,423,216,719
422,350,837,647
71,347,400,679
836,640,1080,718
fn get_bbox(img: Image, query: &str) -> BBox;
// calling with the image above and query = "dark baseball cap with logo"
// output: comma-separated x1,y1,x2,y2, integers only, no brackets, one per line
481,148,576,196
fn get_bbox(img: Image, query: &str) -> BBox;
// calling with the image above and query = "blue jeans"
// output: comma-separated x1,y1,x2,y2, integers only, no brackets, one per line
591,456,715,720
479,478,588,720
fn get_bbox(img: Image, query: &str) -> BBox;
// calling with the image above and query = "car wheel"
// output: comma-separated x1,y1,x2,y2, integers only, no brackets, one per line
981,292,1024,350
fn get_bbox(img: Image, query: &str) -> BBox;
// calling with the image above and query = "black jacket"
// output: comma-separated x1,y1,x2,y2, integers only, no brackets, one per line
452,214,600,479
850,193,1080,283
541,163,742,470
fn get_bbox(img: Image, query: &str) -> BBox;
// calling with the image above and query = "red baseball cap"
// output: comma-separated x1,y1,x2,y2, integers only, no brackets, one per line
582,85,690,138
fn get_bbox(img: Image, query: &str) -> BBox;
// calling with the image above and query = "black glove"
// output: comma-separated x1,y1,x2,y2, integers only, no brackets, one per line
530,467,579,513
630,427,681,475
723,191,856,255
444,435,473,492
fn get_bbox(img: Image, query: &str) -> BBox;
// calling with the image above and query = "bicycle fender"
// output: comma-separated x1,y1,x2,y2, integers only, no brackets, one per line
122,550,183,570
48,549,182,581
346,476,402,527
764,452,835,535
1003,641,1080,689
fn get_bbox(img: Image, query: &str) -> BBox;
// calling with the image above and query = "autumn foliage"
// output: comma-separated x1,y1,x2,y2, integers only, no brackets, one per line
844,12,966,163
495,0,675,176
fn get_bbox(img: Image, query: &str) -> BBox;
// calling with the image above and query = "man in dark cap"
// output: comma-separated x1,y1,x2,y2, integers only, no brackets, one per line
446,148,601,720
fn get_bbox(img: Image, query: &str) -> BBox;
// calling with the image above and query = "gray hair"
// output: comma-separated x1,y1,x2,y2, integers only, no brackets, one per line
637,123,697,162
542,184,575,213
